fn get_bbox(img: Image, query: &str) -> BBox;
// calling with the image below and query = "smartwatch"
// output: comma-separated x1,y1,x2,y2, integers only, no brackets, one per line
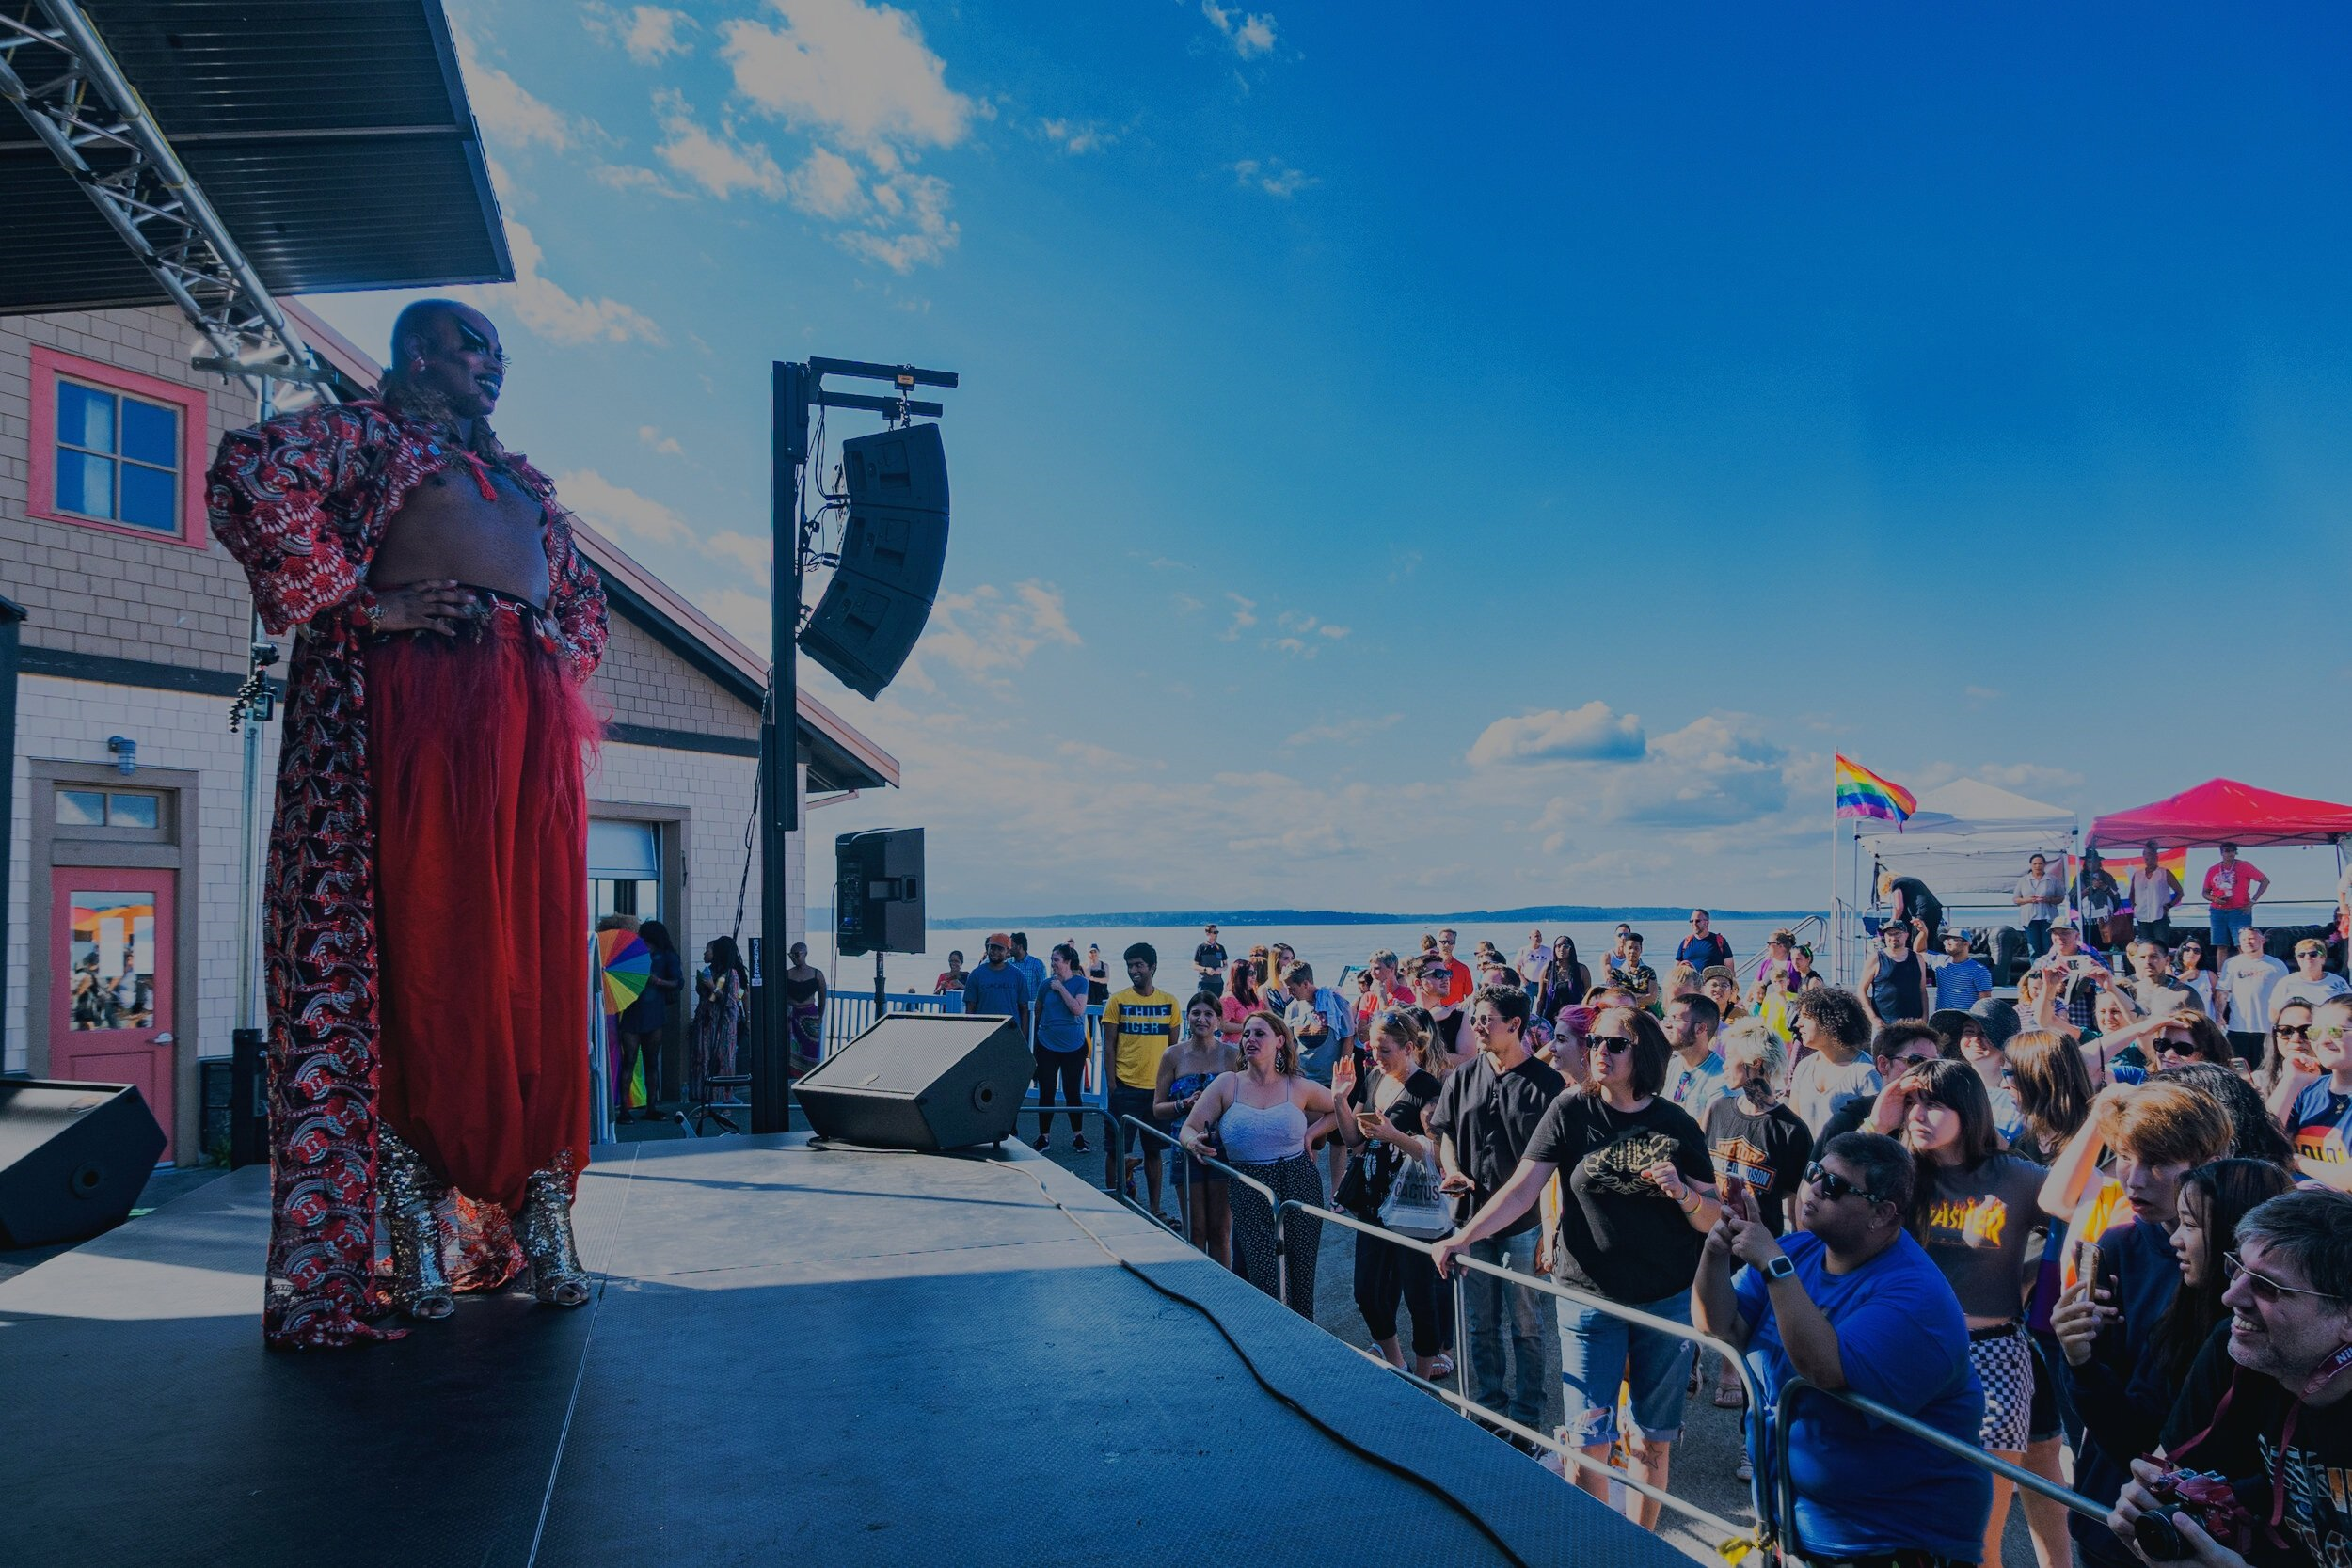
1764,1254,1797,1283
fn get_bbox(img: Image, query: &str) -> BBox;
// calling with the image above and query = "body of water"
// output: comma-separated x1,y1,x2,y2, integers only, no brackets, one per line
822,914,1825,997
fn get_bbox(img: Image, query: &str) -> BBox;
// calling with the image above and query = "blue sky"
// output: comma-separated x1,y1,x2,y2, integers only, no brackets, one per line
306,0,2352,916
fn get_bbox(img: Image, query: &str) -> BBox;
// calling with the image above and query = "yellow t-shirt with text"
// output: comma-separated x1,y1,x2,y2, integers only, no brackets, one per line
1104,986,1183,1089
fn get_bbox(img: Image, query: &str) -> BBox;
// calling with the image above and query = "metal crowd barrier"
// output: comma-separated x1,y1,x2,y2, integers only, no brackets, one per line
1769,1375,2106,1563
1117,1117,1286,1304
1286,1199,1763,1550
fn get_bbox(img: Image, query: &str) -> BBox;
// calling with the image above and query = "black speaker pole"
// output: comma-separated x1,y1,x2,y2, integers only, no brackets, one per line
753,362,810,1135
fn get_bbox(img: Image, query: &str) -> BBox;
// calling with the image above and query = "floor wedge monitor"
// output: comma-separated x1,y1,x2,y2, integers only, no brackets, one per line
0,1079,167,1247
795,1012,1027,1150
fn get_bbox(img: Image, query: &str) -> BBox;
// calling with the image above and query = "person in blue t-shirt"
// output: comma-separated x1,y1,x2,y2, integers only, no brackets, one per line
962,933,1033,1039
1933,930,1995,1013
1009,932,1047,1037
1693,1131,1990,1566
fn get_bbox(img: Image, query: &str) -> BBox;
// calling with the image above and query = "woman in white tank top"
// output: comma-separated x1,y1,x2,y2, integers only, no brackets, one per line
1180,1010,1339,1315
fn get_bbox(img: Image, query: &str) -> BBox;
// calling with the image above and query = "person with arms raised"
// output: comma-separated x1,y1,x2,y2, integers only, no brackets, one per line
1692,1132,1991,1568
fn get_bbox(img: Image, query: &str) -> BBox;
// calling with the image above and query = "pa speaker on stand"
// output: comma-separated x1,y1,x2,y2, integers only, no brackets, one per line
800,422,949,700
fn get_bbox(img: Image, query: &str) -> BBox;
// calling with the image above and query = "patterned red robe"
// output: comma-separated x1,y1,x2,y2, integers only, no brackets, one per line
208,401,608,1348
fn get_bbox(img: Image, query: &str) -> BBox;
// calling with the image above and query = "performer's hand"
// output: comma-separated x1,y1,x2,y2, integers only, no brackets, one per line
374,580,475,635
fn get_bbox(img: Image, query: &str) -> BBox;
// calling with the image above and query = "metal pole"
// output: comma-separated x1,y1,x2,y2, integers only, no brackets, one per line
873,949,885,1014
751,362,806,1133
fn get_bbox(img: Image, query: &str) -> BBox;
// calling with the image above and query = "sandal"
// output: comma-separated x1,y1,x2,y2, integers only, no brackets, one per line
1427,1354,1454,1379
1713,1386,1746,1409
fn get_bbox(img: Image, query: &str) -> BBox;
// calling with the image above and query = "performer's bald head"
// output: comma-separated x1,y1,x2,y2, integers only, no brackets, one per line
386,300,506,420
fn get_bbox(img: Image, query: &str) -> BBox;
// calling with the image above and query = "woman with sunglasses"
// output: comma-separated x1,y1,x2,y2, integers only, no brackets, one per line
2286,995,2352,1191
2170,939,2216,1017
1534,934,1590,1020
1177,1010,1335,1316
2264,999,2324,1131
1436,1006,1718,1526
1867,1059,2065,1568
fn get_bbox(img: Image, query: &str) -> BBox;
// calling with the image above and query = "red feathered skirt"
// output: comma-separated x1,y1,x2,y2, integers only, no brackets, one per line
366,597,597,1212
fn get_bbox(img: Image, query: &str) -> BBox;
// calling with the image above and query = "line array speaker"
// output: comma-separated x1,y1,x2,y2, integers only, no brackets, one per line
800,422,949,699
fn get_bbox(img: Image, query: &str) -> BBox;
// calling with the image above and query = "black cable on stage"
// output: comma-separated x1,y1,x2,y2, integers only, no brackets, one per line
991,1156,1541,1568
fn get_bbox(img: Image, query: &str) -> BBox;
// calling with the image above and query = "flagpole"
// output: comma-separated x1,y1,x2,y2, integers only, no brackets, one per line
1828,764,1841,986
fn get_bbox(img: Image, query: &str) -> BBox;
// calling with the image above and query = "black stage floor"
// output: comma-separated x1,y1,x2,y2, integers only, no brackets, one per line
0,1134,1688,1568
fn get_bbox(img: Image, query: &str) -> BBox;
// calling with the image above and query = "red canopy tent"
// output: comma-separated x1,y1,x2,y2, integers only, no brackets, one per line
2086,777,2352,851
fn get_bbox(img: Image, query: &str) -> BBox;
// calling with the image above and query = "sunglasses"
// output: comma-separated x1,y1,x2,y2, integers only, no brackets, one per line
1803,1162,1883,1205
1591,1035,1635,1055
2279,1025,2312,1041
2225,1251,2340,1305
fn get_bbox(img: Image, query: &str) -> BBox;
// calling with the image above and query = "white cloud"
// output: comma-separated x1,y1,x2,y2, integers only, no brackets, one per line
1284,713,1402,748
1218,592,1258,641
637,425,686,456
1469,701,1647,767
706,531,771,576
1231,156,1314,198
696,587,771,649
456,34,578,150
1041,118,1115,154
901,580,1080,693
654,92,788,199
553,469,699,549
838,170,957,271
1201,1,1277,57
622,5,696,62
788,146,866,218
493,217,665,345
721,0,974,158
1171,592,1204,615
1595,717,1792,827
592,163,690,198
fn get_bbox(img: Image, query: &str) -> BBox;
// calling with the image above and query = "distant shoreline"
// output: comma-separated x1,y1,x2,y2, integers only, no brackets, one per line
906,905,1821,931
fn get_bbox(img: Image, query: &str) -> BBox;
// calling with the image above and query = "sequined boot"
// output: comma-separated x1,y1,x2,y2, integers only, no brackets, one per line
517,1168,591,1307
378,1127,456,1321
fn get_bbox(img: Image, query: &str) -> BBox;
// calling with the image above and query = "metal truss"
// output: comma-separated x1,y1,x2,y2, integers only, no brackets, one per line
0,0,332,396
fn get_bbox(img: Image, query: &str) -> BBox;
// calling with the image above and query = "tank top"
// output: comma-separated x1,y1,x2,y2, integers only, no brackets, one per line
1218,1087,1309,1164
1869,952,1927,1022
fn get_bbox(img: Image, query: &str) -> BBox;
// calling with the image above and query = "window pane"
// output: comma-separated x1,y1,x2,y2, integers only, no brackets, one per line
119,398,178,467
58,382,115,453
55,449,114,518
56,790,106,827
119,463,177,531
66,890,157,1031
107,793,159,829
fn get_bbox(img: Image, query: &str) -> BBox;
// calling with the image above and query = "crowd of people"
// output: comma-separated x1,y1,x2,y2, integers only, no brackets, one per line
995,892,2352,1568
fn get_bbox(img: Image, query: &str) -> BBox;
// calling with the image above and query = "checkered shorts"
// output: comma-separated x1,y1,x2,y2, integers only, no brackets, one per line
1969,1323,2034,1454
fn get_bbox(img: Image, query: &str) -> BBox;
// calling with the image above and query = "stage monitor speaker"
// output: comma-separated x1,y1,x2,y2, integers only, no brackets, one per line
800,422,949,699
0,1079,167,1247
795,1012,1027,1150
835,826,925,957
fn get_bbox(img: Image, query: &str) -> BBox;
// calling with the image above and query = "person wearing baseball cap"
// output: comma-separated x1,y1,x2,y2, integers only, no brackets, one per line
961,932,1034,1044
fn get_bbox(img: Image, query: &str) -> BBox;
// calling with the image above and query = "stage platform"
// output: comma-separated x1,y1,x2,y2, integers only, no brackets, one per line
0,1133,1686,1568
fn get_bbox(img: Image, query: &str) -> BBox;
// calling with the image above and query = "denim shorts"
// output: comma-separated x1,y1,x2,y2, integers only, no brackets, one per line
1557,1289,1695,1446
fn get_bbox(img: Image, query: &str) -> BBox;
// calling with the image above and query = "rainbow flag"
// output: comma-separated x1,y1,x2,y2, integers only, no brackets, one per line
1835,754,1916,824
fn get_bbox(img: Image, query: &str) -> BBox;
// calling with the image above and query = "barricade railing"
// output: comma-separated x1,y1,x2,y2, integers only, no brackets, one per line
1285,1199,1763,1550
1768,1375,2106,1563
1117,1117,1284,1304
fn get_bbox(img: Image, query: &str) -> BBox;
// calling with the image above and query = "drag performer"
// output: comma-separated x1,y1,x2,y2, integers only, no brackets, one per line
210,302,608,1348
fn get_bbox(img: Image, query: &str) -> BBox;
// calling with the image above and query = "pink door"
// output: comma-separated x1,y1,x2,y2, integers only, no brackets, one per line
52,867,175,1160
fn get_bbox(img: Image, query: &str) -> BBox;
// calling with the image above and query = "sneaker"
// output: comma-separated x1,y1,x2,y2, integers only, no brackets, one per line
1735,1456,1753,1482
1073,1132,1090,1154
1034,1137,1052,1156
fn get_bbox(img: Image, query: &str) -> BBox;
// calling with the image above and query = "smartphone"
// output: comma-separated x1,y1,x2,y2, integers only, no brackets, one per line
2075,1240,2104,1295
1724,1174,1754,1221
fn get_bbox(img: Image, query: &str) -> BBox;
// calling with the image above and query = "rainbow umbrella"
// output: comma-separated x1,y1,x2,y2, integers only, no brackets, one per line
596,929,652,1015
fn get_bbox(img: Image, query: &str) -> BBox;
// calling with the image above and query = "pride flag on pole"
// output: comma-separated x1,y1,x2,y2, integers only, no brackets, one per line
1834,754,1916,826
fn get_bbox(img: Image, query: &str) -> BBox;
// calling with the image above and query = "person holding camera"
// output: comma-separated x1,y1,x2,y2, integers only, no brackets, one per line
1690,1132,1991,1568
2106,1190,2352,1568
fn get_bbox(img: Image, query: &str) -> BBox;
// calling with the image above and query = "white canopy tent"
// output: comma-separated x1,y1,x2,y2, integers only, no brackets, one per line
1851,779,2078,911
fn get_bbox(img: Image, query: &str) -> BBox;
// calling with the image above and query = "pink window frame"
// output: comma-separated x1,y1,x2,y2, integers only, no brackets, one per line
26,345,211,549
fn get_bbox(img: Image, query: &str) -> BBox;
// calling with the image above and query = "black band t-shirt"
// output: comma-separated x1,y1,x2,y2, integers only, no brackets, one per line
1702,1092,1813,1233
1523,1091,1715,1303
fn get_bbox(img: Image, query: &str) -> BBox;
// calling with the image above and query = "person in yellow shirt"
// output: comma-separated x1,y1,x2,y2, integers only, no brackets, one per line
1103,942,1184,1214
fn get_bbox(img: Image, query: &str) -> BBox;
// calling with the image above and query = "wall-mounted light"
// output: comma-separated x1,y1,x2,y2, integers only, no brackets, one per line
106,736,137,776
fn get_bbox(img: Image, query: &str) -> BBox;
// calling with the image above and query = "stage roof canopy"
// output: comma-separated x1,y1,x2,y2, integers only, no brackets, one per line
0,0,509,316
2086,777,2352,851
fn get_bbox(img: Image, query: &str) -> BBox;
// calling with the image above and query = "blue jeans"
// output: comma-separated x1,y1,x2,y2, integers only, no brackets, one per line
2024,919,2053,959
2210,907,2252,949
1557,1290,1695,1445
1463,1229,1547,1429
